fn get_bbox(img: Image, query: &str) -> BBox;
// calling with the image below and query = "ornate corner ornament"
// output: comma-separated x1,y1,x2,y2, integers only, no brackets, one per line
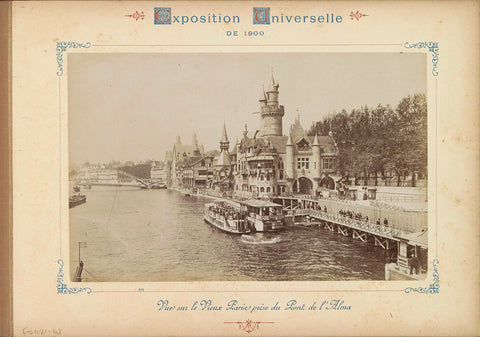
404,41,439,76
57,259,92,294
404,259,439,294
125,11,145,21
56,41,92,76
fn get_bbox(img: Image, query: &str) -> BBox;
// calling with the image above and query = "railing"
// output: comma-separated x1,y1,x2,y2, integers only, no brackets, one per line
307,210,412,236
276,196,427,233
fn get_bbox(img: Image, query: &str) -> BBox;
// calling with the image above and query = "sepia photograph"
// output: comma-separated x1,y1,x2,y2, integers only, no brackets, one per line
68,52,428,282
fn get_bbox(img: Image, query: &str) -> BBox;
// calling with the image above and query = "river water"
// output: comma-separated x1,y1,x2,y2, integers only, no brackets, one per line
69,186,387,281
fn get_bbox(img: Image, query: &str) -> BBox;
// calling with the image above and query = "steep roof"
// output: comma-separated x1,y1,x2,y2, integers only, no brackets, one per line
214,151,232,167
289,118,308,143
220,123,229,143
206,149,221,157
266,135,288,153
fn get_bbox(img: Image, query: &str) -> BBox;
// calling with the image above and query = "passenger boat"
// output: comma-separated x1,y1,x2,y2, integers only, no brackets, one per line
241,199,285,232
69,194,86,208
73,185,81,192
204,199,285,233
204,201,251,234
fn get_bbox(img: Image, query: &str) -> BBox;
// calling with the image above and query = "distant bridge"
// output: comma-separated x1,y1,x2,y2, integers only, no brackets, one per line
116,169,165,189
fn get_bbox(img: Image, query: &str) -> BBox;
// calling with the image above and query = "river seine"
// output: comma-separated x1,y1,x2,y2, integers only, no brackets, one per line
69,186,387,281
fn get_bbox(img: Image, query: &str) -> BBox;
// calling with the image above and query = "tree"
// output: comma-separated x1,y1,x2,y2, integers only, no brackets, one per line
308,94,427,187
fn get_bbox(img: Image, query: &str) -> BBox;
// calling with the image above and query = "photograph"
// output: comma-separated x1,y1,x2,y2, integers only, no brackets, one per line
68,52,428,282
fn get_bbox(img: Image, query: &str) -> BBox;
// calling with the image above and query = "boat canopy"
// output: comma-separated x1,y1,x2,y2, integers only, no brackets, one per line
241,199,283,208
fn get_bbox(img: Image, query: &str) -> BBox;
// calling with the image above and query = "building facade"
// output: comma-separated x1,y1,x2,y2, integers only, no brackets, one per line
233,72,338,199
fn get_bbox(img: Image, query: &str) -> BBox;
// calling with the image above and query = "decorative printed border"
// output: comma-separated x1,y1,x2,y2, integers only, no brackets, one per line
57,259,92,294
224,319,274,333
404,259,439,294
404,41,439,76
56,42,439,296
56,41,92,76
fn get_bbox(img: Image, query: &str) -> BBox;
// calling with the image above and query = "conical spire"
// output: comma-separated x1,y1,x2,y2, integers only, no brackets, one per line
220,122,229,143
312,133,320,146
220,122,230,152
259,85,267,101
268,68,276,92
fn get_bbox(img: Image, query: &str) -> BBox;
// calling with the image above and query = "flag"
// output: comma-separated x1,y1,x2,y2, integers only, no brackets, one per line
79,242,87,248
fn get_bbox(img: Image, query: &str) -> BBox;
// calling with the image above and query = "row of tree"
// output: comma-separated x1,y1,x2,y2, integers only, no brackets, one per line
308,94,427,186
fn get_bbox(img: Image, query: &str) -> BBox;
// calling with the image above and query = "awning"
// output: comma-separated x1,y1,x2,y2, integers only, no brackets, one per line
241,199,283,208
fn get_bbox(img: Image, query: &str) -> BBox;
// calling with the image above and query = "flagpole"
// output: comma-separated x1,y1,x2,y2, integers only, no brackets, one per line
78,242,81,265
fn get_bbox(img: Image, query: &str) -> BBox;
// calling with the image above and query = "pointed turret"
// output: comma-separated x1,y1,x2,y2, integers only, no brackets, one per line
285,134,294,179
261,69,284,137
220,123,230,152
312,133,320,146
259,85,267,102
268,68,279,92
220,123,229,143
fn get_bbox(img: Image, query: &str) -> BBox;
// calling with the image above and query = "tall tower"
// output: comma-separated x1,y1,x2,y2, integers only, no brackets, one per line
285,134,294,179
259,70,285,137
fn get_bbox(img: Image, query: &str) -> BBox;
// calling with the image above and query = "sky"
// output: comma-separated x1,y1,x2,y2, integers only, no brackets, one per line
68,52,426,165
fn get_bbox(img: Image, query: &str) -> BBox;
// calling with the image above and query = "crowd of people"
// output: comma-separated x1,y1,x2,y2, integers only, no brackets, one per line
338,209,391,228
208,204,247,220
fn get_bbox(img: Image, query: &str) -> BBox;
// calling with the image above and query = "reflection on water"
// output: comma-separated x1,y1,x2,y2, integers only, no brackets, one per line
69,186,387,281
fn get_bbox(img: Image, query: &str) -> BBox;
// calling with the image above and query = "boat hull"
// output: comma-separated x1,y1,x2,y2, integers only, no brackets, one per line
203,212,250,234
69,195,86,208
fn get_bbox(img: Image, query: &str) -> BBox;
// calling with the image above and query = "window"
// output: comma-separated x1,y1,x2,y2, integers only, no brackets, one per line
201,160,205,166
266,187,270,193
260,187,265,192
297,158,310,169
323,157,334,170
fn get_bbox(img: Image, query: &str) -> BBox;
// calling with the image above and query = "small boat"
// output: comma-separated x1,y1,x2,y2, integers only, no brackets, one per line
83,184,92,189
69,194,86,208
73,186,81,192
204,201,251,234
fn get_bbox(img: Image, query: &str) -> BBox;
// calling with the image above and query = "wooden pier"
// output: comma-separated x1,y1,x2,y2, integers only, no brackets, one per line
290,209,405,250
272,195,428,279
